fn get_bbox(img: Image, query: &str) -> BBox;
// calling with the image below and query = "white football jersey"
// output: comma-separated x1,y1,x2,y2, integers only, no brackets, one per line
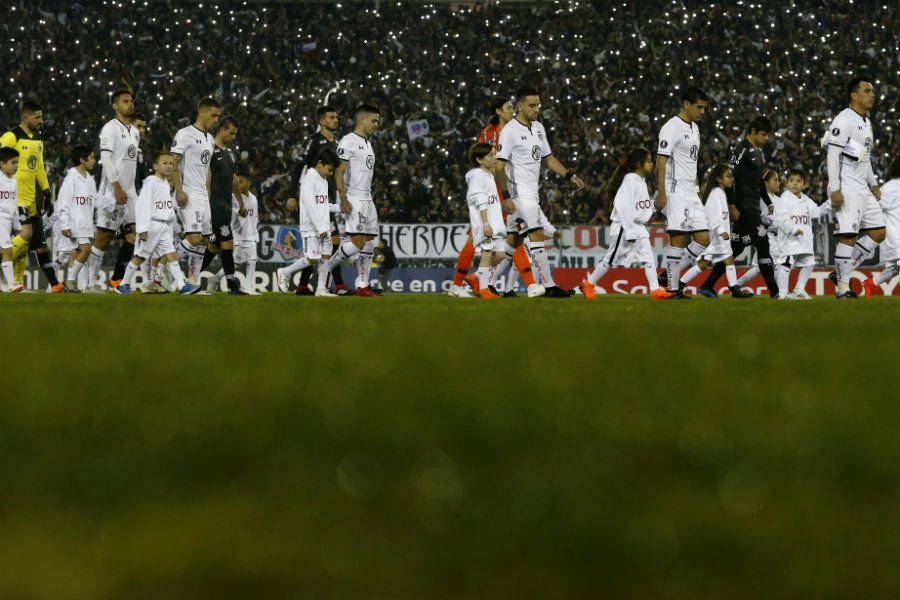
465,167,504,233
822,108,876,194
0,172,16,218
171,125,214,195
776,190,828,256
337,132,374,199
878,179,900,261
705,187,731,240
231,191,259,243
98,118,140,198
299,168,331,235
57,167,97,236
610,172,653,241
658,116,700,194
497,118,552,199
135,174,176,233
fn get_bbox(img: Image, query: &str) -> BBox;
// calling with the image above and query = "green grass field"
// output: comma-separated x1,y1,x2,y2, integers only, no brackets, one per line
2,293,899,598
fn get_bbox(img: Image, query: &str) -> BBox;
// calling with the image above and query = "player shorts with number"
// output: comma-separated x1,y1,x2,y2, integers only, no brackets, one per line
210,200,233,243
343,195,378,236
664,191,708,232
234,241,257,264
135,220,177,260
95,194,136,231
179,189,212,236
832,193,864,235
302,233,333,261
860,192,885,230
512,196,548,234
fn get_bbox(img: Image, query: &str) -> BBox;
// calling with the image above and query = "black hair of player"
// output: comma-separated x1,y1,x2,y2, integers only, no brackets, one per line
198,97,221,112
132,112,148,122
489,97,510,125
234,164,251,178
70,145,93,166
21,101,41,116
603,148,651,206
702,164,732,204
152,150,172,164
111,89,132,105
681,86,709,104
847,76,870,104
786,168,806,182
317,105,337,121
516,86,540,101
0,146,18,163
748,116,772,134
468,142,494,167
219,115,240,131
886,156,900,180
316,147,340,168
355,104,380,119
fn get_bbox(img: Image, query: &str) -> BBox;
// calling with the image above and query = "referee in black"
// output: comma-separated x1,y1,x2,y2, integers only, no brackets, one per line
204,115,247,294
699,116,780,297
286,105,348,295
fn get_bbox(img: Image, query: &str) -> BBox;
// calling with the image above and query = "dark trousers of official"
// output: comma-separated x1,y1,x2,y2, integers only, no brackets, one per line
701,218,779,297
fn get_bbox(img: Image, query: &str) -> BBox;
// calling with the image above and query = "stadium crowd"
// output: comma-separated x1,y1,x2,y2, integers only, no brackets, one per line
2,0,899,226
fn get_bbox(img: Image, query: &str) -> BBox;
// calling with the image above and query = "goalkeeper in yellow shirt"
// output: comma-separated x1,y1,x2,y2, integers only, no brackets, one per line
0,101,63,291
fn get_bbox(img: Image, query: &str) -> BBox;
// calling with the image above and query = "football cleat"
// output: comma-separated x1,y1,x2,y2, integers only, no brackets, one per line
526,283,546,298
480,286,501,299
729,286,754,299
7,284,25,293
275,268,291,293
698,287,719,298
116,284,133,295
863,277,877,299
651,288,675,300
464,273,480,295
179,283,201,295
542,285,571,298
356,286,380,297
666,289,692,300
141,281,167,294
335,285,353,296
64,280,82,293
108,278,122,289
836,290,858,299
502,289,518,298
84,284,107,294
294,283,315,296
51,282,66,294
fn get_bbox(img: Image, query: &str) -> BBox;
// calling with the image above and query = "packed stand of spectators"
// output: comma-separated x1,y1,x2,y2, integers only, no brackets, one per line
2,1,899,226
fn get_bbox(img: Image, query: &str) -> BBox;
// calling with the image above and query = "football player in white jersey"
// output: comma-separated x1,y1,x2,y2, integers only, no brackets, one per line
655,86,711,299
822,77,883,298
171,97,221,284
495,86,584,298
327,104,382,296
86,89,140,292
